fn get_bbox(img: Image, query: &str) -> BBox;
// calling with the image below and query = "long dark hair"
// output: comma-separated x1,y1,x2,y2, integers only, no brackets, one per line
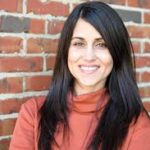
38,1,144,150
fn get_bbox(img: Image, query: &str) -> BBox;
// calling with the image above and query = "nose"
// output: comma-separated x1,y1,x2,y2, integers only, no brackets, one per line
82,46,96,61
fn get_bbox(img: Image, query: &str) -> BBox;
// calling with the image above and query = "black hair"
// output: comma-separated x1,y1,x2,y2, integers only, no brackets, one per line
38,1,145,150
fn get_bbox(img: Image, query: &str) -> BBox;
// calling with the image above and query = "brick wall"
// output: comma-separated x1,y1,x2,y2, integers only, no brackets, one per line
0,0,150,149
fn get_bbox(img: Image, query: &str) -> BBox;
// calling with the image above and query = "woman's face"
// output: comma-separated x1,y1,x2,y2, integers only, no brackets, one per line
68,19,113,95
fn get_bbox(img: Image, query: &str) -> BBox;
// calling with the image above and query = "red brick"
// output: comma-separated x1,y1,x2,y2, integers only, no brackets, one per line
127,0,138,7
46,56,56,70
0,36,22,53
0,0,22,13
139,87,150,98
25,76,51,91
73,0,125,6
127,26,150,38
0,138,11,150
143,101,150,112
27,0,69,16
0,96,46,115
0,98,28,115
0,119,17,136
0,57,43,72
144,42,150,53
27,38,58,53
135,56,150,68
141,72,150,82
144,12,150,24
132,42,141,53
48,20,64,34
127,0,150,9
135,72,141,82
0,77,22,94
29,19,45,34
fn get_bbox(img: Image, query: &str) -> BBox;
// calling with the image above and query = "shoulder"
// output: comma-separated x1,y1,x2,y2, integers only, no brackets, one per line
126,111,150,150
128,111,150,135
19,96,46,119
9,97,46,149
132,111,150,138
134,111,150,131
23,96,46,110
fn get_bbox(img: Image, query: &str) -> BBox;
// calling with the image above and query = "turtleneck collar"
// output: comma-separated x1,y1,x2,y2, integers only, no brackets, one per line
69,88,109,114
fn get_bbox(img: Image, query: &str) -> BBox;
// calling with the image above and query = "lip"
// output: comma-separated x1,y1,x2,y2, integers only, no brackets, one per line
79,65,100,74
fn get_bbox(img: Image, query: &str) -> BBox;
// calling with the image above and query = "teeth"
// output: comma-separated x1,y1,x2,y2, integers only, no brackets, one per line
80,66,98,71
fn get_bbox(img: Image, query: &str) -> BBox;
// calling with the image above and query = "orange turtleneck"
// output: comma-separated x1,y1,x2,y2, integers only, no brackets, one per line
52,88,109,150
71,88,108,114
9,88,150,150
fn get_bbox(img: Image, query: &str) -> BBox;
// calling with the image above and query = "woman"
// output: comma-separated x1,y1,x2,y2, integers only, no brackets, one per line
10,1,150,150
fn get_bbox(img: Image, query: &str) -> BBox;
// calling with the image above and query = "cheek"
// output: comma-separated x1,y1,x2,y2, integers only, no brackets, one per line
68,49,78,73
105,56,113,66
97,52,113,69
68,48,81,63
105,57,113,71
105,58,113,74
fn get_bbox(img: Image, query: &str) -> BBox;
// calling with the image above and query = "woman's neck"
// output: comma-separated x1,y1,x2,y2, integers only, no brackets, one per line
74,83,105,96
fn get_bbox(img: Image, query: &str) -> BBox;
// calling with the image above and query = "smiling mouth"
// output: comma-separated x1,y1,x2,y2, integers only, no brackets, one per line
79,65,100,74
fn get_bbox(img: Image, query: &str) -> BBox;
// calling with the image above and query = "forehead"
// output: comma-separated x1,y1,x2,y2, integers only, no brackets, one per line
72,18,102,39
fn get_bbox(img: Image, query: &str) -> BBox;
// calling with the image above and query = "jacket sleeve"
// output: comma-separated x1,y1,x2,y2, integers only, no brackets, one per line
9,100,36,150
128,113,150,150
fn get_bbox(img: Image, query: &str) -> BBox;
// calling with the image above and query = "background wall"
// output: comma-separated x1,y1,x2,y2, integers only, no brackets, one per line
0,0,150,149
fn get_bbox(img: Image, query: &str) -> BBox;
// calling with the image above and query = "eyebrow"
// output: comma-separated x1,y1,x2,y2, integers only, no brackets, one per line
72,37,84,40
71,37,104,41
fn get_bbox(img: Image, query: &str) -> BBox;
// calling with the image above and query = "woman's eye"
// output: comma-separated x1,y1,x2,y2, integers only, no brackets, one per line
95,42,107,48
73,42,85,47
